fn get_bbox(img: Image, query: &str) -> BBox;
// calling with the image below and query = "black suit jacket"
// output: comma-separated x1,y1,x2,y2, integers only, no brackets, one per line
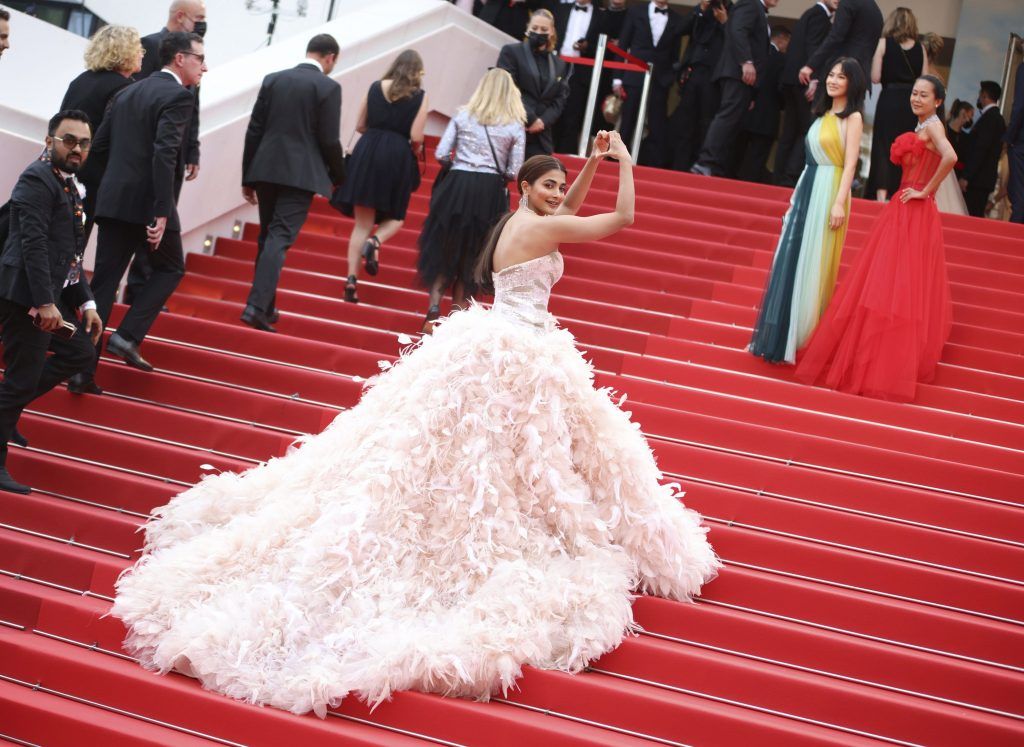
805,0,883,81
714,0,770,83
963,107,1008,193
781,2,832,86
242,63,345,197
554,3,601,60
59,69,134,187
680,3,726,69
744,45,785,137
0,160,93,310
616,3,686,88
90,71,195,231
1005,61,1024,147
497,41,571,128
139,28,201,166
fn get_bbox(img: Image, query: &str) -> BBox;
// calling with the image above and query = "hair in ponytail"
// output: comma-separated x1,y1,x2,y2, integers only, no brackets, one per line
473,155,566,294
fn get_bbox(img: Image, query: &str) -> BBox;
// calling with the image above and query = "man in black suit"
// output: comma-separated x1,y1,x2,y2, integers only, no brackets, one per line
613,0,685,167
0,111,103,493
692,0,777,177
78,32,205,392
553,0,602,153
124,0,206,306
477,0,548,38
240,34,345,333
1006,61,1024,224
496,26,571,158
735,26,789,182
774,0,834,186
668,0,730,171
960,81,1006,218
798,0,882,91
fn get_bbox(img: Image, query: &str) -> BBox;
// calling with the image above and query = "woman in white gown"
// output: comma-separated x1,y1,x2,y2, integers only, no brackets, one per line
112,132,720,717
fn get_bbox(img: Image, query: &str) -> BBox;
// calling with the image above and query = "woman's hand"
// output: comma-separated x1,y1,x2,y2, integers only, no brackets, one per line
899,188,927,204
590,130,611,160
828,202,846,230
607,131,632,164
527,118,545,134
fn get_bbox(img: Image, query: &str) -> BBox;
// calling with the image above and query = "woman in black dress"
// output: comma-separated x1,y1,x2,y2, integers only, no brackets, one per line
495,8,570,159
867,7,927,201
60,25,144,239
333,49,429,303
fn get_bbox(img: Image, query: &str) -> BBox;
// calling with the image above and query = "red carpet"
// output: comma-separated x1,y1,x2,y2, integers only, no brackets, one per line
2,149,1023,746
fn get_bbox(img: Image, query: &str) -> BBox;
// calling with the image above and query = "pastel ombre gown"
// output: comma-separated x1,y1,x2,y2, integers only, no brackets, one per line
749,111,851,364
796,123,953,401
112,251,720,717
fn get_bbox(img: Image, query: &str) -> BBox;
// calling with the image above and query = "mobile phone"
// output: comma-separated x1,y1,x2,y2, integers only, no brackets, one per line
32,315,77,339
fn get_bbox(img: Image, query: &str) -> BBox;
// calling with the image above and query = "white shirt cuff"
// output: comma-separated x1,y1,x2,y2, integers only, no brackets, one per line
79,300,97,313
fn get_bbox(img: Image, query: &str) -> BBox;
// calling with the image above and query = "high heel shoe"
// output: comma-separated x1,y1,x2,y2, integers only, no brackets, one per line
421,304,441,335
362,236,381,276
344,275,359,303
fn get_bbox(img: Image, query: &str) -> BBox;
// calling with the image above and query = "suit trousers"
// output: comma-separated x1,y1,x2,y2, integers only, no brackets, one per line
669,65,720,172
619,80,671,168
965,186,991,218
554,65,592,154
774,84,814,187
247,184,314,313
696,78,755,176
0,298,94,464
1008,143,1024,224
89,218,185,371
735,132,775,183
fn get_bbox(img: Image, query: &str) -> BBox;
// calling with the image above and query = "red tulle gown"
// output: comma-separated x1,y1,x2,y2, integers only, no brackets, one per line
795,130,953,402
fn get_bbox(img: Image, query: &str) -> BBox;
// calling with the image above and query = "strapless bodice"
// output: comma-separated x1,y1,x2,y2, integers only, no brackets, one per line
491,251,563,332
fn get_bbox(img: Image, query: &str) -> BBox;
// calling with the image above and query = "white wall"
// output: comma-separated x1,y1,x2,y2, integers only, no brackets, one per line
0,0,509,262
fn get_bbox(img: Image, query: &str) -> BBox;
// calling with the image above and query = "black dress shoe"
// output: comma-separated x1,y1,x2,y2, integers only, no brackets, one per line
240,305,277,333
0,467,30,494
106,332,154,372
9,428,28,448
68,373,104,396
268,309,280,324
690,163,712,177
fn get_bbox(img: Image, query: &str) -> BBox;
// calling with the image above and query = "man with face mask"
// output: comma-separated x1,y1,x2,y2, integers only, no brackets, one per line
959,80,1006,218
0,110,104,493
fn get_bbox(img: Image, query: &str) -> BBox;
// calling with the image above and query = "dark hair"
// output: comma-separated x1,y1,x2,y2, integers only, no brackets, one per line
811,57,866,119
158,31,202,67
918,74,946,120
771,27,792,41
948,99,973,121
473,155,567,294
979,80,1002,103
306,33,339,57
0,8,9,21
381,49,424,102
48,109,91,136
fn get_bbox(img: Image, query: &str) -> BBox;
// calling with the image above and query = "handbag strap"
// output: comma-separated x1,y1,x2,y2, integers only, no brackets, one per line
482,125,507,178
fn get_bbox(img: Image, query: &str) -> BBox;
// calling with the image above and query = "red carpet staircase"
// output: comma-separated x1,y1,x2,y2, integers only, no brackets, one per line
2,151,1023,746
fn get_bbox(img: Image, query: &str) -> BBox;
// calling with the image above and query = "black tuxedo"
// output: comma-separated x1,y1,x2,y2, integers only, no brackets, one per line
59,69,135,239
775,2,832,185
736,44,785,182
1006,62,1024,223
805,0,882,83
553,3,602,153
616,2,685,167
497,41,571,157
0,160,96,465
477,0,550,38
139,29,201,168
242,62,345,315
696,0,770,175
669,4,728,171
87,71,195,373
962,106,1007,217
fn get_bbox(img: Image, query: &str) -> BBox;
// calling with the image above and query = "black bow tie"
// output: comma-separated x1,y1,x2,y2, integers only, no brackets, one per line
573,4,588,11
653,6,668,15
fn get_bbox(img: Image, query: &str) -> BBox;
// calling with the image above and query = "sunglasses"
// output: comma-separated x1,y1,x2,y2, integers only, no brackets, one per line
181,51,206,64
54,134,91,151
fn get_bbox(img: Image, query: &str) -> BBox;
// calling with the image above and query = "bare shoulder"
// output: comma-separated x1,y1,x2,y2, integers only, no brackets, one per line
492,214,558,272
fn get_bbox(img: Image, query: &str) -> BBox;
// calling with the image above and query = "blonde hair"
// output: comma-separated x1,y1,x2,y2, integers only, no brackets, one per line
465,68,527,126
84,25,142,73
526,9,558,53
381,49,424,102
883,7,918,44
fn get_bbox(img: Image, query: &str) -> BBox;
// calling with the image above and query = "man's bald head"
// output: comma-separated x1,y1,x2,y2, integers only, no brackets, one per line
167,0,206,34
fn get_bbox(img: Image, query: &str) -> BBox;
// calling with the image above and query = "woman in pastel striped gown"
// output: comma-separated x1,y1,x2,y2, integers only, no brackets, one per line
749,58,866,364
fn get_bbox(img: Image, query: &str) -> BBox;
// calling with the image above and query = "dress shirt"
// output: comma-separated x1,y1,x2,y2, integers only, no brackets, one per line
160,67,183,87
560,4,594,57
816,1,833,18
299,58,324,73
649,2,669,46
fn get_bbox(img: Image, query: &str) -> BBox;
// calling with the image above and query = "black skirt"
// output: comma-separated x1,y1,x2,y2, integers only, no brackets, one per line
332,129,420,221
417,170,509,294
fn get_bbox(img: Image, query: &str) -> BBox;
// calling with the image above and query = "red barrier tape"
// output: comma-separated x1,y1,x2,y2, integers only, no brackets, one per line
560,42,649,74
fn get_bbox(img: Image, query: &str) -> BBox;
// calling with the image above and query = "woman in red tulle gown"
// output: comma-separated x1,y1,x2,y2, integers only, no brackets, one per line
796,75,957,402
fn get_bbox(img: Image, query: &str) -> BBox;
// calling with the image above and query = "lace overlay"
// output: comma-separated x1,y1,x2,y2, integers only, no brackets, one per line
491,252,563,332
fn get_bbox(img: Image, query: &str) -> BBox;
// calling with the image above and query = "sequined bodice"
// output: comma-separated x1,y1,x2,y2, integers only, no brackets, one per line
491,252,563,332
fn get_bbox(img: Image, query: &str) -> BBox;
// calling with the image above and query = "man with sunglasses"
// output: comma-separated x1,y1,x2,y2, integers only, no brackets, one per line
77,32,206,393
0,110,104,493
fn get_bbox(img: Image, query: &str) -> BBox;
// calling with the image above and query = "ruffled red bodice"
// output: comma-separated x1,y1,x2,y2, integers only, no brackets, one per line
890,132,942,190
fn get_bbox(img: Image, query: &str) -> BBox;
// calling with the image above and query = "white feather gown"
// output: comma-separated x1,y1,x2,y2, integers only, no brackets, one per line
112,251,720,717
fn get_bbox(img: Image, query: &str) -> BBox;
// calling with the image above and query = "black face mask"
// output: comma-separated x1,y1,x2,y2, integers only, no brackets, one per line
193,20,207,38
528,32,549,50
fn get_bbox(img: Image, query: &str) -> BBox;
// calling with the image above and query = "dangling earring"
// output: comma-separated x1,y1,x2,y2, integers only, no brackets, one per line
519,193,529,212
